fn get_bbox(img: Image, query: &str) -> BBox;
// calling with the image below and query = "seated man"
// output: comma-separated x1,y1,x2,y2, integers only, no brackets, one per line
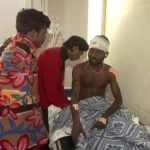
71,35,123,145
49,35,150,150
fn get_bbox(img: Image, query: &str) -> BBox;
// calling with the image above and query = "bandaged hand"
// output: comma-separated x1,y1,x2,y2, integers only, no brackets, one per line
91,117,108,130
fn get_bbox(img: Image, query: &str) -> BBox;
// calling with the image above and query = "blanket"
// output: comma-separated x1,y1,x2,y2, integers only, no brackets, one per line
49,96,150,150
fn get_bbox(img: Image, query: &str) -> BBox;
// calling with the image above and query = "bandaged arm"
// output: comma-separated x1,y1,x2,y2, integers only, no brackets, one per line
71,65,81,122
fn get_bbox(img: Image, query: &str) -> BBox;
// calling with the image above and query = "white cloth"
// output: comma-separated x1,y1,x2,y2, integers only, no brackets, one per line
48,105,70,147
89,35,109,52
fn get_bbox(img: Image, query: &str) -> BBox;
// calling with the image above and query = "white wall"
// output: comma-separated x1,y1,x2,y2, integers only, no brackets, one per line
105,0,150,125
48,0,88,40
0,0,26,44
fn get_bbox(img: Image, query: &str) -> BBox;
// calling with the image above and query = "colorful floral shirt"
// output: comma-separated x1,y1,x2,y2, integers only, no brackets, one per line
0,33,48,150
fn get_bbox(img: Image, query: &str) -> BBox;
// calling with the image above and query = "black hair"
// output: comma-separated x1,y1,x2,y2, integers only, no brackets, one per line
63,36,89,51
16,8,51,35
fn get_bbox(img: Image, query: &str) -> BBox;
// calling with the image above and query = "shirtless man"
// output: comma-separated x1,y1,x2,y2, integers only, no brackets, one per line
71,35,123,145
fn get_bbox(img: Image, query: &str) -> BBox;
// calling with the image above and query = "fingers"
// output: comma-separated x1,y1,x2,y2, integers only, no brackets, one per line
72,131,78,145
73,135,78,145
91,122,99,130
72,129,86,145
91,121,106,130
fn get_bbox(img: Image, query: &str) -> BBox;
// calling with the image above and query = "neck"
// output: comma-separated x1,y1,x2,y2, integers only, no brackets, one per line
89,62,104,73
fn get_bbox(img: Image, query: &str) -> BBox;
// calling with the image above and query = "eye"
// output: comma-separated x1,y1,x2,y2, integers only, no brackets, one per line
97,50,105,55
96,51,101,54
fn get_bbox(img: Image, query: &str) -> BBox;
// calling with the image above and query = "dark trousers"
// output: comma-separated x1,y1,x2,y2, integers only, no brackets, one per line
42,108,50,150
42,107,49,131
54,136,75,150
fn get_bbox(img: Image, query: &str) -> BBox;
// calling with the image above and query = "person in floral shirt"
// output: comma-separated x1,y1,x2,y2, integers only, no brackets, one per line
0,8,50,150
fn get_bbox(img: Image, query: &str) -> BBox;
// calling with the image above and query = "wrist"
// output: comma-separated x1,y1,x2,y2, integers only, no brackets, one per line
72,104,80,111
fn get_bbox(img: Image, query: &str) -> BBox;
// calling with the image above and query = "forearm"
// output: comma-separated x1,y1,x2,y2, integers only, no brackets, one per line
71,95,79,104
102,99,122,118
71,102,80,123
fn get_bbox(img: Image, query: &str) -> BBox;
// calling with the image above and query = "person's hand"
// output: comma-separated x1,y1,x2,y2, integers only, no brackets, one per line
91,117,108,130
72,120,86,145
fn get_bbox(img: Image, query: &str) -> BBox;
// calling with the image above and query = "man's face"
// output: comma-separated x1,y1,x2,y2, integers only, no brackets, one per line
88,48,106,65
33,27,48,48
69,46,84,61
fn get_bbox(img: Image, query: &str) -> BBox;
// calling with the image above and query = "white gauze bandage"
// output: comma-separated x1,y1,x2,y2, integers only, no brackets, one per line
89,35,110,53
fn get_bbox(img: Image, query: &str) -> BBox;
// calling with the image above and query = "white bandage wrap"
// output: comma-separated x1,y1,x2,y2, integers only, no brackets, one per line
89,35,109,53
72,104,80,111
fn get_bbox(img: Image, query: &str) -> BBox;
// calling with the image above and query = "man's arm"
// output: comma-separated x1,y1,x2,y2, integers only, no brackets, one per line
92,68,122,130
71,64,81,104
71,64,81,124
71,65,86,145
102,68,122,118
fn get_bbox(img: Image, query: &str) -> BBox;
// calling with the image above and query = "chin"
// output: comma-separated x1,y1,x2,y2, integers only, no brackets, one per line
89,60,97,65
71,59,76,61
70,58,77,61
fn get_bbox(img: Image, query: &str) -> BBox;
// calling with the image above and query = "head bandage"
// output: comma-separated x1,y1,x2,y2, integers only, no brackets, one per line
89,35,110,53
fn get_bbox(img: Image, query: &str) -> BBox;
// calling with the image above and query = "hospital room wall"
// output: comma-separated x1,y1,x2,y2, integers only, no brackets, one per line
0,0,26,44
105,0,150,125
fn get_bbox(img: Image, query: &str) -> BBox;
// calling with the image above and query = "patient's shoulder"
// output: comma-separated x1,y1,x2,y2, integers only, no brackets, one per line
74,61,88,69
72,62,86,77
109,66,119,81
73,62,83,72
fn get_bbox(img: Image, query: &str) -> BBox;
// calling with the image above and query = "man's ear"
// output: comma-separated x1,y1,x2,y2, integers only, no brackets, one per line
26,30,38,41
105,52,109,57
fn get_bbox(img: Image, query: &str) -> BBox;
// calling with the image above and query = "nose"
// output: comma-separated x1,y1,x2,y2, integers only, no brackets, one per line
91,50,95,56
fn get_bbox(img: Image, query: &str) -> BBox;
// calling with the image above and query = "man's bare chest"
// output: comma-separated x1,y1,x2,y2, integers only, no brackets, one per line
81,71,109,87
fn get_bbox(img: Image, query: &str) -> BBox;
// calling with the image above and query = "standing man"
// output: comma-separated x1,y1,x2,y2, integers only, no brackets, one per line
37,36,89,149
0,9,50,150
